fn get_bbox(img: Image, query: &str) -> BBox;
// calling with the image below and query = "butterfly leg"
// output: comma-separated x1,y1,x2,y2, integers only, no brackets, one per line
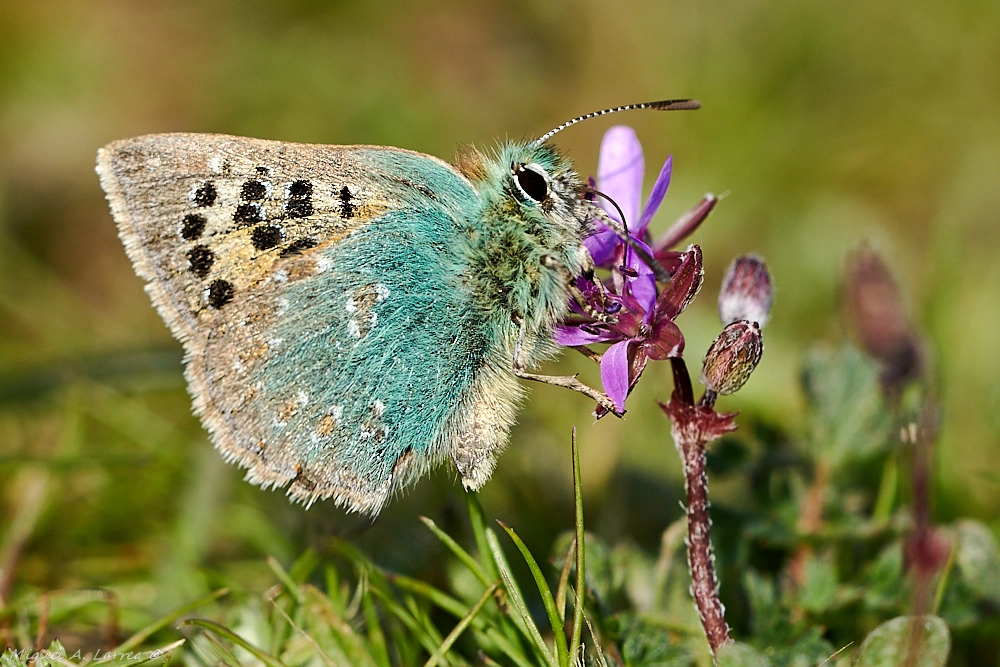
548,253,617,325
512,315,624,418
562,250,609,365
572,345,603,364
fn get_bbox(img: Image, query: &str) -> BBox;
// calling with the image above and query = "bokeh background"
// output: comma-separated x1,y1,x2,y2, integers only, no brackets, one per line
1,0,998,643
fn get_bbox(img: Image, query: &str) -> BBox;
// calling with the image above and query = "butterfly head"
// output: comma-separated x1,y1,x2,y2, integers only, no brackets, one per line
456,140,589,235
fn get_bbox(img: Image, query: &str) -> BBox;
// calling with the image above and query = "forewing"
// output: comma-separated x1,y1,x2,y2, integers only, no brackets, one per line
97,133,487,513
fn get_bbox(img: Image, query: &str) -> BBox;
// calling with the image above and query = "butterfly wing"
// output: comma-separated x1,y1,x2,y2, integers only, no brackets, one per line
98,134,519,513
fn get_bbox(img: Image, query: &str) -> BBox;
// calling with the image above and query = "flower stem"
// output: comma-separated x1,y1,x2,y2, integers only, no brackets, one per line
680,433,731,653
669,357,695,406
664,358,732,655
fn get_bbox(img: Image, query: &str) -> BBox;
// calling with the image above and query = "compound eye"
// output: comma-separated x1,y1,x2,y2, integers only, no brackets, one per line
514,163,549,203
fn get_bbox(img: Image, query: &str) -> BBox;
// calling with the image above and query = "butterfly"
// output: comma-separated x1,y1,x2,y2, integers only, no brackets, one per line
96,99,698,515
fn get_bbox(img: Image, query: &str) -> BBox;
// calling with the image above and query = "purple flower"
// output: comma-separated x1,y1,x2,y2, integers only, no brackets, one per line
555,125,720,413
584,126,673,268
555,245,704,412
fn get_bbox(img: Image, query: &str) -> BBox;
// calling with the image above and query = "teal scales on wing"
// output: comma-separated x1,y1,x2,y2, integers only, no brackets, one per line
97,133,593,514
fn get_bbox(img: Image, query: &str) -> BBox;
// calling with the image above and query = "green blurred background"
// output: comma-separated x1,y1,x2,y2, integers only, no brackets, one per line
1,0,998,630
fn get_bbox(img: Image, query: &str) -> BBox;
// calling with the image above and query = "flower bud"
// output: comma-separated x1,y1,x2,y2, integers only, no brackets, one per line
718,255,773,326
845,246,922,391
700,320,763,395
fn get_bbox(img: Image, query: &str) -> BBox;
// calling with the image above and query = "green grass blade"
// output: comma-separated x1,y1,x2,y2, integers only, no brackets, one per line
390,573,470,618
570,428,585,664
420,516,491,587
497,521,568,667
362,590,392,667
465,491,501,581
404,594,448,651
486,528,558,667
289,548,321,584
295,584,379,667
113,588,229,653
182,618,286,667
555,538,575,624
269,592,338,667
585,615,609,667
423,583,498,667
390,574,532,667
268,556,304,603
872,455,898,523
479,627,537,667
932,543,957,615
195,632,242,667
367,587,450,664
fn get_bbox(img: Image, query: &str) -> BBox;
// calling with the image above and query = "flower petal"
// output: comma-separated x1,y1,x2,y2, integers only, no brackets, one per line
623,238,658,321
583,228,619,267
598,126,644,226
637,155,672,236
654,244,704,321
653,194,718,254
644,319,685,360
553,325,619,347
600,339,633,412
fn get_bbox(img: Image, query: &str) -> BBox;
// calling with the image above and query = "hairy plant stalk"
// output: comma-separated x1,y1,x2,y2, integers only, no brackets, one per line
679,435,731,653
661,358,735,655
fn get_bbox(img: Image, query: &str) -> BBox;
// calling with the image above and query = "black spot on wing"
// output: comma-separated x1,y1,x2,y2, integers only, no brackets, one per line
234,202,265,226
192,181,217,207
252,225,284,251
241,178,268,201
339,186,355,219
285,180,313,218
280,238,318,257
181,213,207,240
288,180,312,197
187,245,215,278
207,279,234,308
285,198,313,218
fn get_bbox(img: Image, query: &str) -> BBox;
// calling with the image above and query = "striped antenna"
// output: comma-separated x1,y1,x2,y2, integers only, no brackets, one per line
535,99,701,145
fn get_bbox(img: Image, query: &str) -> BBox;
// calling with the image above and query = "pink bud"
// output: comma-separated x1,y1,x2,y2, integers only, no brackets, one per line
845,246,922,391
718,255,773,326
700,320,763,395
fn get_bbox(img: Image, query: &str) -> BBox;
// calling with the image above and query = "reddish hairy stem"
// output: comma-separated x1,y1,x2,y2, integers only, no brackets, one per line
663,358,733,654
680,437,731,652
